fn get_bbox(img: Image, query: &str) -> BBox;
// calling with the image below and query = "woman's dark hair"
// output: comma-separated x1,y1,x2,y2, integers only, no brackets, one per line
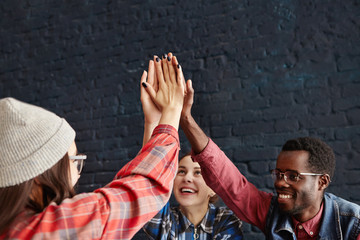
0,154,75,234
281,137,335,178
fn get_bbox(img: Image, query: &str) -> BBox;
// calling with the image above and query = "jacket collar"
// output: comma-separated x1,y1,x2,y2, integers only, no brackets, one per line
318,193,341,240
272,193,340,240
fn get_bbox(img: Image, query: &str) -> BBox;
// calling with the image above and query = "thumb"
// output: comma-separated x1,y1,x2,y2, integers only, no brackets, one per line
142,82,157,102
140,71,148,98
185,79,194,104
186,79,193,94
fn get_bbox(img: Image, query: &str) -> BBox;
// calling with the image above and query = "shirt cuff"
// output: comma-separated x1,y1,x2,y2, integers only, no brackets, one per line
152,124,180,146
190,137,213,163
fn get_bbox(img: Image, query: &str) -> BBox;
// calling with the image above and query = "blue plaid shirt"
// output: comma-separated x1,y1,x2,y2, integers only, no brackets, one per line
143,202,243,239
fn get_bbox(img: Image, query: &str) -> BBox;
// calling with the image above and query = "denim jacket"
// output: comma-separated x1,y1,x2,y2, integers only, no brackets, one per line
265,192,360,239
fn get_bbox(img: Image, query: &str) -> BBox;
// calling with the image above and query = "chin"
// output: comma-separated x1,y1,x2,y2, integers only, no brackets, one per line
177,198,194,207
279,205,303,216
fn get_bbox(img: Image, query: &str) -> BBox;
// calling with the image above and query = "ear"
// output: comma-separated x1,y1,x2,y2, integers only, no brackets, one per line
318,174,330,191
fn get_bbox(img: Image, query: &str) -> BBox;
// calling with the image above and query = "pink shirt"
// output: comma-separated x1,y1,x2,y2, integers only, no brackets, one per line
192,138,360,239
292,202,323,239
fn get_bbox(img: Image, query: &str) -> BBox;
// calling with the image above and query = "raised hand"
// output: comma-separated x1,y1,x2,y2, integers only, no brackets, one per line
142,53,185,130
181,79,194,121
140,60,162,146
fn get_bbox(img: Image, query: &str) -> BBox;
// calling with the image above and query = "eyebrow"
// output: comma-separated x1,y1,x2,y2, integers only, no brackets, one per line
178,166,201,170
276,168,299,173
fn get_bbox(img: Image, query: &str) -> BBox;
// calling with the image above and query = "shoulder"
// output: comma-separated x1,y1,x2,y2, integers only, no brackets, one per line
211,205,242,223
210,205,243,238
325,193,360,218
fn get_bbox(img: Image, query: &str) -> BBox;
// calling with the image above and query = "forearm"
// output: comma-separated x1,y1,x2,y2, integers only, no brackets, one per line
180,114,209,154
159,108,181,131
192,139,272,232
108,125,179,238
142,122,158,146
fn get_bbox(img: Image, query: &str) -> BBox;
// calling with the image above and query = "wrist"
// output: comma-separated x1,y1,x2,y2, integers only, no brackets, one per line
159,108,182,130
180,113,194,127
144,118,160,126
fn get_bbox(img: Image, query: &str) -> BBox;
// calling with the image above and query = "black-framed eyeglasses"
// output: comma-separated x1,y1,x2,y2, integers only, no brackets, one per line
69,154,87,174
270,169,323,185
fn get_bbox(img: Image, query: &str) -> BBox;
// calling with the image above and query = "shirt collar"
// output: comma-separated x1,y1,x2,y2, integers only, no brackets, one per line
178,204,214,234
292,201,324,238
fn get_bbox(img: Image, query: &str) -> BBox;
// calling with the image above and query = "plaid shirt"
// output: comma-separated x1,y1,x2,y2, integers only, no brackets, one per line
143,202,243,240
1,125,179,240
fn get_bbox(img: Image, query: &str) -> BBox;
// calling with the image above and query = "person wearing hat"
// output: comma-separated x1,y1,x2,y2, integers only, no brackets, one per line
0,54,184,239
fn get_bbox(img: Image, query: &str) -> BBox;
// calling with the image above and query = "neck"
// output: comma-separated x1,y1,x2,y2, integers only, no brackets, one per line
294,199,324,222
180,203,209,227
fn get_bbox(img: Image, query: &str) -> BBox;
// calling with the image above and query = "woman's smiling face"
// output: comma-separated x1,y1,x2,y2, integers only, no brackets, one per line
173,155,215,209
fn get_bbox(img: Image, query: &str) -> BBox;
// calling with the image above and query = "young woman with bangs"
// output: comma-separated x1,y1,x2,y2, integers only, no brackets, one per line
141,53,243,240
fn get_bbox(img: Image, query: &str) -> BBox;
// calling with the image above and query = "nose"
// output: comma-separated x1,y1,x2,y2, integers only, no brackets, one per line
274,175,290,188
183,173,193,183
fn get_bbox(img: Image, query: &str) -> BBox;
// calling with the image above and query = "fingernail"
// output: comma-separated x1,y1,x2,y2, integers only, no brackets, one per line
163,53,167,59
167,56,171,61
156,57,160,62
142,82,147,88
177,64,181,69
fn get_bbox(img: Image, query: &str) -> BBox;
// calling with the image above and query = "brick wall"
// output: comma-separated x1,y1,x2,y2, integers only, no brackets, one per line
1,0,359,239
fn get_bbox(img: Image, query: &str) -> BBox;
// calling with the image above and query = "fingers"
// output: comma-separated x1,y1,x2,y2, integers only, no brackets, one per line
147,60,159,91
140,70,147,84
186,79,194,104
140,70,148,100
162,53,170,84
147,60,154,85
172,56,186,91
142,81,157,104
154,55,165,88
167,52,176,84
186,79,194,95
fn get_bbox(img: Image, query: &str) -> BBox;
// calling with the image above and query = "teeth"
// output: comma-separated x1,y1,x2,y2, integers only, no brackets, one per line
181,188,195,193
279,194,292,199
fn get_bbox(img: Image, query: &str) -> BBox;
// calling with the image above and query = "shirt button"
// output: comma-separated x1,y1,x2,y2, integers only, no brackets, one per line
298,225,303,229
310,231,313,235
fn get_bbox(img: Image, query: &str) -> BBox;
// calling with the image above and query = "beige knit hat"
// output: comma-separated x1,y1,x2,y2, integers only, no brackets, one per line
0,97,75,187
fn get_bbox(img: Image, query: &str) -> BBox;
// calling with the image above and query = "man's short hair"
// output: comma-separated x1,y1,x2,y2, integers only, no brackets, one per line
281,137,335,178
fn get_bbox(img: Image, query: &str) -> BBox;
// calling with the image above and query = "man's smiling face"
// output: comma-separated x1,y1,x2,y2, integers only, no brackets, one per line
274,150,324,221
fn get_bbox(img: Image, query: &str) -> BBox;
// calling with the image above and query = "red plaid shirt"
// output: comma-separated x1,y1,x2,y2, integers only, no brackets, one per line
1,125,179,240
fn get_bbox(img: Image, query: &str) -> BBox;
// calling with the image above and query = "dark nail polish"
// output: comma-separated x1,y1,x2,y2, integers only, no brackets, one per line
156,57,160,62
177,64,180,69
167,56,171,61
163,53,167,59
142,82,147,88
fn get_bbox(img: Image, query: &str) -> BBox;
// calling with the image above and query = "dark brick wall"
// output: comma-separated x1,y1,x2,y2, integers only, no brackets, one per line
1,0,359,239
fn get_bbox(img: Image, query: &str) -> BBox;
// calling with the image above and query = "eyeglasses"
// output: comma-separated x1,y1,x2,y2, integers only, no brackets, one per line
270,169,323,184
69,154,87,174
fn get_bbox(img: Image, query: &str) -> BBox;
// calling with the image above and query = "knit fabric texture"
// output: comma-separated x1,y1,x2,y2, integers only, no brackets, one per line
0,97,75,187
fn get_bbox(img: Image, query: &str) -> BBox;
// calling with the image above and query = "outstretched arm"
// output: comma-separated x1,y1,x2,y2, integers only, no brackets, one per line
4,56,185,240
179,77,272,232
180,79,209,154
